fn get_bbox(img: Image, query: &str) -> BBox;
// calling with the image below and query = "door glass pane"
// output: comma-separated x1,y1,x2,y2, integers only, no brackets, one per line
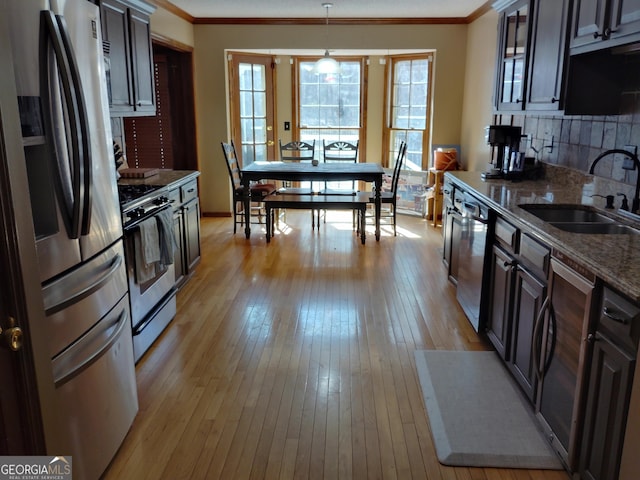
254,92,266,117
238,61,268,167
239,64,253,90
253,65,265,90
254,118,267,143
240,91,253,116
241,119,254,143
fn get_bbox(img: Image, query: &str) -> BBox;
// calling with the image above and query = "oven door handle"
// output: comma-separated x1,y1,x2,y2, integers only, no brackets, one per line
124,204,172,233
44,254,123,316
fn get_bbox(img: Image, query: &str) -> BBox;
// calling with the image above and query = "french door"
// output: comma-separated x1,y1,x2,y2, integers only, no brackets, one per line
228,53,276,166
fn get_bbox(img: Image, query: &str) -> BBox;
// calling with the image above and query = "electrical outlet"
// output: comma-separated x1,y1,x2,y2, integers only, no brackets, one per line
621,145,638,170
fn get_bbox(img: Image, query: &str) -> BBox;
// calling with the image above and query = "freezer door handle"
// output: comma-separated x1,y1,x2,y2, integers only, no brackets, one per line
43,254,123,316
52,307,128,387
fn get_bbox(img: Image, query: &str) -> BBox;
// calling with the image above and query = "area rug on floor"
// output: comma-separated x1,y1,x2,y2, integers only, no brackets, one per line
414,350,563,470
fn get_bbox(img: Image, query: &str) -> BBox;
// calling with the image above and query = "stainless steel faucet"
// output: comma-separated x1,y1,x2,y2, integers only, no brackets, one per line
589,149,640,214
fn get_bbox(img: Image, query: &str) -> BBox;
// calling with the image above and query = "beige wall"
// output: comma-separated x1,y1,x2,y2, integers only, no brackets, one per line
193,24,469,215
461,9,498,172
150,7,194,48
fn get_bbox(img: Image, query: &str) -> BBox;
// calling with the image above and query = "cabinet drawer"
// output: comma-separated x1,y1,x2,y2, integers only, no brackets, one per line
519,233,550,278
495,216,519,251
180,180,198,203
599,287,640,353
167,188,181,210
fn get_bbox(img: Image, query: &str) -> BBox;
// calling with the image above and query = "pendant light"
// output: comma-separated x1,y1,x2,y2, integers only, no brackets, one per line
314,3,341,74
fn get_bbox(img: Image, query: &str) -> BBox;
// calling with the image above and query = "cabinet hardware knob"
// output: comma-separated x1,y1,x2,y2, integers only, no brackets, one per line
593,31,603,39
587,333,596,344
551,97,558,104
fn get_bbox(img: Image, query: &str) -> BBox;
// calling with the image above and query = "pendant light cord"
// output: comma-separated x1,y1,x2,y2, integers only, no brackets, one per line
323,3,332,55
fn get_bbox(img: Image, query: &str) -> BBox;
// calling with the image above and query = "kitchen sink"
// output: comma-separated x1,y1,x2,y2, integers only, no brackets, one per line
519,204,640,235
519,204,614,223
548,222,639,235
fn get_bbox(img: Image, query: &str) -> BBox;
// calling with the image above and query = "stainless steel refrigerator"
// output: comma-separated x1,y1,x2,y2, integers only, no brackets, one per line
4,0,138,478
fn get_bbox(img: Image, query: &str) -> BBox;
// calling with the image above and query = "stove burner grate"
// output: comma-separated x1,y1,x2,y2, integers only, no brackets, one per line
118,184,163,207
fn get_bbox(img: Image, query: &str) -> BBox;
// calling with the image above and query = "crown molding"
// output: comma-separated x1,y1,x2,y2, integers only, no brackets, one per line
150,0,495,25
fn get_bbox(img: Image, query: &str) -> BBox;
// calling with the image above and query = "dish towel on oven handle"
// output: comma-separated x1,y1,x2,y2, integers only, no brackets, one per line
156,208,176,266
134,216,160,284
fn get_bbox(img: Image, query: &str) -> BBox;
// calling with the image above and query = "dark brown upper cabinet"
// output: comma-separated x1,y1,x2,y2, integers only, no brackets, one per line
493,0,572,112
494,0,532,111
571,0,640,54
100,0,156,116
526,0,571,110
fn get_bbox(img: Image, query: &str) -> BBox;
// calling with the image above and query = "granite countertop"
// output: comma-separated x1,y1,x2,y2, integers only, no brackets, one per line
446,168,640,302
117,169,199,188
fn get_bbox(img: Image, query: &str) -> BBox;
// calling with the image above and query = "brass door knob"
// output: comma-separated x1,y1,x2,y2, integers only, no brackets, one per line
1,318,23,351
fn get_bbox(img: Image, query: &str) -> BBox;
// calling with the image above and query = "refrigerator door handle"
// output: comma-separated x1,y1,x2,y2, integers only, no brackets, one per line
532,295,550,382
43,254,124,316
55,13,92,235
40,10,84,239
542,302,557,377
52,308,129,387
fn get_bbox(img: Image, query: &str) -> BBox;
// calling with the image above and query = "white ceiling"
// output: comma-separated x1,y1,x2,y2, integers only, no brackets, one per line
166,0,490,19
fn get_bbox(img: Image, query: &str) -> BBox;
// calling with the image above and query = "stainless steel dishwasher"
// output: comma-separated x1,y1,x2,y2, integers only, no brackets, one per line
455,194,491,332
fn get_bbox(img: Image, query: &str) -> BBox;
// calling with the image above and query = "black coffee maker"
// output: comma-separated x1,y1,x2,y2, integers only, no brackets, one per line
482,125,522,179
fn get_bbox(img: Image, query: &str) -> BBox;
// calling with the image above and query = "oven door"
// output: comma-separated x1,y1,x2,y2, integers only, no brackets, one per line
122,206,176,332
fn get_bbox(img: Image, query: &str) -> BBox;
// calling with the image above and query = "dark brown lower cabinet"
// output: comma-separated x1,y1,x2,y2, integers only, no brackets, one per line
171,178,201,289
173,208,185,287
486,245,515,360
509,265,545,403
183,197,201,273
580,286,640,480
580,333,634,480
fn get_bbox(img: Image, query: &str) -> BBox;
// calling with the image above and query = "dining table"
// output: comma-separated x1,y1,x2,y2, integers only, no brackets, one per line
241,161,385,240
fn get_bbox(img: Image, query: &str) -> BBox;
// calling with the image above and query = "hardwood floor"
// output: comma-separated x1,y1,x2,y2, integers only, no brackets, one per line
104,212,568,479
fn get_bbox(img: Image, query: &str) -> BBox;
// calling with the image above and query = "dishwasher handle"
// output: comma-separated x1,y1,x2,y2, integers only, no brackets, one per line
462,201,490,224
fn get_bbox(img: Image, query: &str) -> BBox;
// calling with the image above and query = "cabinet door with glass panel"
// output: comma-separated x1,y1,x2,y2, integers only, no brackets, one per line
494,0,531,111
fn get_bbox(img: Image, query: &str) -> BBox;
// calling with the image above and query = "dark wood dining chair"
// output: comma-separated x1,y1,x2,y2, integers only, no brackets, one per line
221,141,276,233
278,139,316,194
317,140,359,226
360,141,407,236
276,139,318,227
279,140,316,162
321,140,359,193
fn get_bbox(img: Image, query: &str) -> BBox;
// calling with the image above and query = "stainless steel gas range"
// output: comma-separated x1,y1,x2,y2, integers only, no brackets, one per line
118,183,177,362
